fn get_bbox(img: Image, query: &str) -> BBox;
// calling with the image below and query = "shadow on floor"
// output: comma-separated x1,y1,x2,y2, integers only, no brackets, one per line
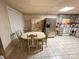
7,43,43,59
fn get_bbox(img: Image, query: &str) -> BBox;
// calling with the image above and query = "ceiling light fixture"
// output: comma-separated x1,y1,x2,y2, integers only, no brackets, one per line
59,7,74,12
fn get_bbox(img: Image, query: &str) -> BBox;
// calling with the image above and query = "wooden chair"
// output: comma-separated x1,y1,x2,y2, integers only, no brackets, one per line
10,33,20,45
16,31,23,48
27,34,39,54
16,31,22,39
43,33,48,47
37,39,43,50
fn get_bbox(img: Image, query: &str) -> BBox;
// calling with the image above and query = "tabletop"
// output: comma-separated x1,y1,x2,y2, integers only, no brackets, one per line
21,32,46,40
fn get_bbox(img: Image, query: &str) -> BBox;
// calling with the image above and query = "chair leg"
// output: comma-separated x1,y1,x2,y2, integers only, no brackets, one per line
28,47,31,55
28,47,30,54
20,42,22,48
37,40,39,50
42,40,43,50
43,40,47,48
46,41,47,47
18,41,21,48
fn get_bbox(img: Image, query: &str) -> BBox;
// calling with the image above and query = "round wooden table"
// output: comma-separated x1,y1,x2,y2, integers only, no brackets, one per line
21,32,46,40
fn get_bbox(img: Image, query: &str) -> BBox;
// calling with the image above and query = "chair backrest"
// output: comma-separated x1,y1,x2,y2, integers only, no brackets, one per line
27,34,37,46
10,33,16,40
16,31,22,40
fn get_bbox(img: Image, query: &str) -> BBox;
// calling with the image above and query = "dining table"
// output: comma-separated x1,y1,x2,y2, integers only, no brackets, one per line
21,32,46,40
21,32,46,53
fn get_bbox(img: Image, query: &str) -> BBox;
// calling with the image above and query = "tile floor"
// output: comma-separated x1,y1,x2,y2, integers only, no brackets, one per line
28,36,79,59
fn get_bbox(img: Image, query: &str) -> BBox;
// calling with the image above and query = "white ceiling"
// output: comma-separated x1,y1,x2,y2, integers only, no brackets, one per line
4,0,79,14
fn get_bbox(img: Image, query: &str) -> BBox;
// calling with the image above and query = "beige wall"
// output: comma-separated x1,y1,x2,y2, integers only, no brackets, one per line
24,15,32,31
24,15,44,31
24,15,57,31
0,0,11,49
